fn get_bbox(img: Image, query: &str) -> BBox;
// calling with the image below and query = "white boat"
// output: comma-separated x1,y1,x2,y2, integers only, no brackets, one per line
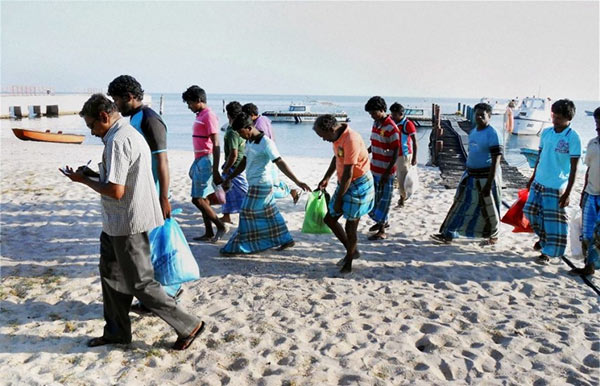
480,97,507,115
512,97,552,135
404,107,432,127
262,103,350,124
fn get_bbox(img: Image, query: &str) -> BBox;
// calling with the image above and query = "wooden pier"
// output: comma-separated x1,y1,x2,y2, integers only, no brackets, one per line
428,104,530,190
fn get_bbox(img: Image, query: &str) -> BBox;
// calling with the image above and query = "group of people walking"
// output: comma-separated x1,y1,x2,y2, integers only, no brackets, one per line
60,74,599,350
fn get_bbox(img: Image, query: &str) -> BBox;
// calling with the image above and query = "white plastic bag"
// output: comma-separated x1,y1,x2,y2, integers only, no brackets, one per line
403,167,419,200
569,208,583,258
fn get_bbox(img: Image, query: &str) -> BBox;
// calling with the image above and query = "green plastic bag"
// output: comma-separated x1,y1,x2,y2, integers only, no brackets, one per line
302,190,332,234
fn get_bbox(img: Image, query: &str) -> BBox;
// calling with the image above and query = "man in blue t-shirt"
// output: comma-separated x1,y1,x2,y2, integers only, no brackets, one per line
432,103,503,245
108,75,171,219
524,99,581,265
108,75,179,312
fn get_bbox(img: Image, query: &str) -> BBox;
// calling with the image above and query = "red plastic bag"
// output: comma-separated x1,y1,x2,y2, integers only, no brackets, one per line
501,189,533,233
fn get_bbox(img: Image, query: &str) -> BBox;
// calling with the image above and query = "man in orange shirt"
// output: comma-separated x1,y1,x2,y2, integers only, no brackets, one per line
314,115,375,274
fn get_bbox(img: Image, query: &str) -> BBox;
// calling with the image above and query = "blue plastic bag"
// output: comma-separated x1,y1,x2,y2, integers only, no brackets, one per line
149,214,200,286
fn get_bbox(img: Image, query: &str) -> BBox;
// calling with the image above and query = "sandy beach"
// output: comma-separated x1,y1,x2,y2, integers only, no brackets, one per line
1,129,598,385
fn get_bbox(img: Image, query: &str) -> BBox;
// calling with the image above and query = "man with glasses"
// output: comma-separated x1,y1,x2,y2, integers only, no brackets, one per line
60,94,204,350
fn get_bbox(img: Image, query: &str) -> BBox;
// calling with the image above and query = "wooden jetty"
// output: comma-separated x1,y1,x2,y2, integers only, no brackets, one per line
429,104,530,190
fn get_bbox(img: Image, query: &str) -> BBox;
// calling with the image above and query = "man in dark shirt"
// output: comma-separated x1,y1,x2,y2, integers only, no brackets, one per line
108,75,171,219
108,75,180,309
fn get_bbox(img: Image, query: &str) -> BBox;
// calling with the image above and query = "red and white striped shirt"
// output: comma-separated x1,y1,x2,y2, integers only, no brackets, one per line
370,115,400,177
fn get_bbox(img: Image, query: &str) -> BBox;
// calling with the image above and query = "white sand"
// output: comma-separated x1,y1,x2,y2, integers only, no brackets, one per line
1,129,598,385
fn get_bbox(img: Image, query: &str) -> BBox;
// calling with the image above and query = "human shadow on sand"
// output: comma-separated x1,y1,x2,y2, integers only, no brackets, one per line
0,332,160,354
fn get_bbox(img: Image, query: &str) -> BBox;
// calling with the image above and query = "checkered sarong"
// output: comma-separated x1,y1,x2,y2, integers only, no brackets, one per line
369,174,395,224
329,173,375,220
439,170,501,239
220,184,292,254
222,169,248,214
581,192,600,244
587,222,600,269
523,182,568,257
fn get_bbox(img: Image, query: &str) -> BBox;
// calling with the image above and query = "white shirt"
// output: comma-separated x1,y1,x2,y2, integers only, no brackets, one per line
100,118,164,236
584,136,600,195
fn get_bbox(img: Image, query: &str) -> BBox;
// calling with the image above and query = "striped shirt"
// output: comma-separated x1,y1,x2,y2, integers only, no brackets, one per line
100,118,164,236
370,115,400,177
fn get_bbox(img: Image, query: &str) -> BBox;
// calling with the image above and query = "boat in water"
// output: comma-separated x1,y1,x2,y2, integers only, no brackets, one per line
512,97,552,136
12,128,85,144
404,107,432,127
262,103,350,124
480,98,507,115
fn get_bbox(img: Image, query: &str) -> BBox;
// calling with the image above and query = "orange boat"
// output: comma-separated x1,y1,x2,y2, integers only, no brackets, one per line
12,128,85,144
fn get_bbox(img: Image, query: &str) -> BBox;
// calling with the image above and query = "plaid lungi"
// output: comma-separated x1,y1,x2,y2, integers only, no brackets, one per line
523,182,568,258
220,184,292,254
439,170,501,239
329,173,375,220
581,192,600,244
587,222,600,269
222,168,248,214
189,155,214,199
369,174,395,224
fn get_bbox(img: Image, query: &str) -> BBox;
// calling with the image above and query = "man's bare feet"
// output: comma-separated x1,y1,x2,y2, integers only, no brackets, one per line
219,215,233,224
336,250,360,266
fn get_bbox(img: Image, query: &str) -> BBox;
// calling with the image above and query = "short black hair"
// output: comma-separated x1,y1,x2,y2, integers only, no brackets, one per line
551,99,576,120
232,112,254,132
473,102,493,115
242,103,259,116
182,85,207,103
79,94,117,119
364,96,387,112
313,114,338,132
594,107,600,119
107,75,144,101
389,102,405,115
226,101,243,119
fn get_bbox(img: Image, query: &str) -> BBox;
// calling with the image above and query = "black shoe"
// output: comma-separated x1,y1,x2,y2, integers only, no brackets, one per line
87,336,130,347
533,241,542,251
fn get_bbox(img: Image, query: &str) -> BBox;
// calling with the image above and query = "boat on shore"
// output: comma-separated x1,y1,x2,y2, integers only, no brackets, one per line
12,128,85,144
512,97,552,135
262,103,350,124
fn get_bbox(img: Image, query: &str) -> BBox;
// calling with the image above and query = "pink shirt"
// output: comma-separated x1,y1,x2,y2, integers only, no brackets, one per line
192,107,219,159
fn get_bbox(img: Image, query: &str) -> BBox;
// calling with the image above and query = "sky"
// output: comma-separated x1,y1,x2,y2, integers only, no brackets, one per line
1,1,599,100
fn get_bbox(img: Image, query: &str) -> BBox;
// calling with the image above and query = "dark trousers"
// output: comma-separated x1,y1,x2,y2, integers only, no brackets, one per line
99,231,199,342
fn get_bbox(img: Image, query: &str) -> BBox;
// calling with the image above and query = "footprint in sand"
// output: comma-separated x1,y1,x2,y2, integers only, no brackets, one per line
227,357,249,371
415,335,438,353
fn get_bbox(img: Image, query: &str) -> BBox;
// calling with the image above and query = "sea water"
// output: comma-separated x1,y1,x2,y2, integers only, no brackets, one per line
4,93,598,168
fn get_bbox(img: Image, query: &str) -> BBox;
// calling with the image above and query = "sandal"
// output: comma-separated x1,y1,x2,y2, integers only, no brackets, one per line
172,321,205,351
535,254,550,265
276,240,295,251
368,232,387,241
431,233,452,244
480,237,498,246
